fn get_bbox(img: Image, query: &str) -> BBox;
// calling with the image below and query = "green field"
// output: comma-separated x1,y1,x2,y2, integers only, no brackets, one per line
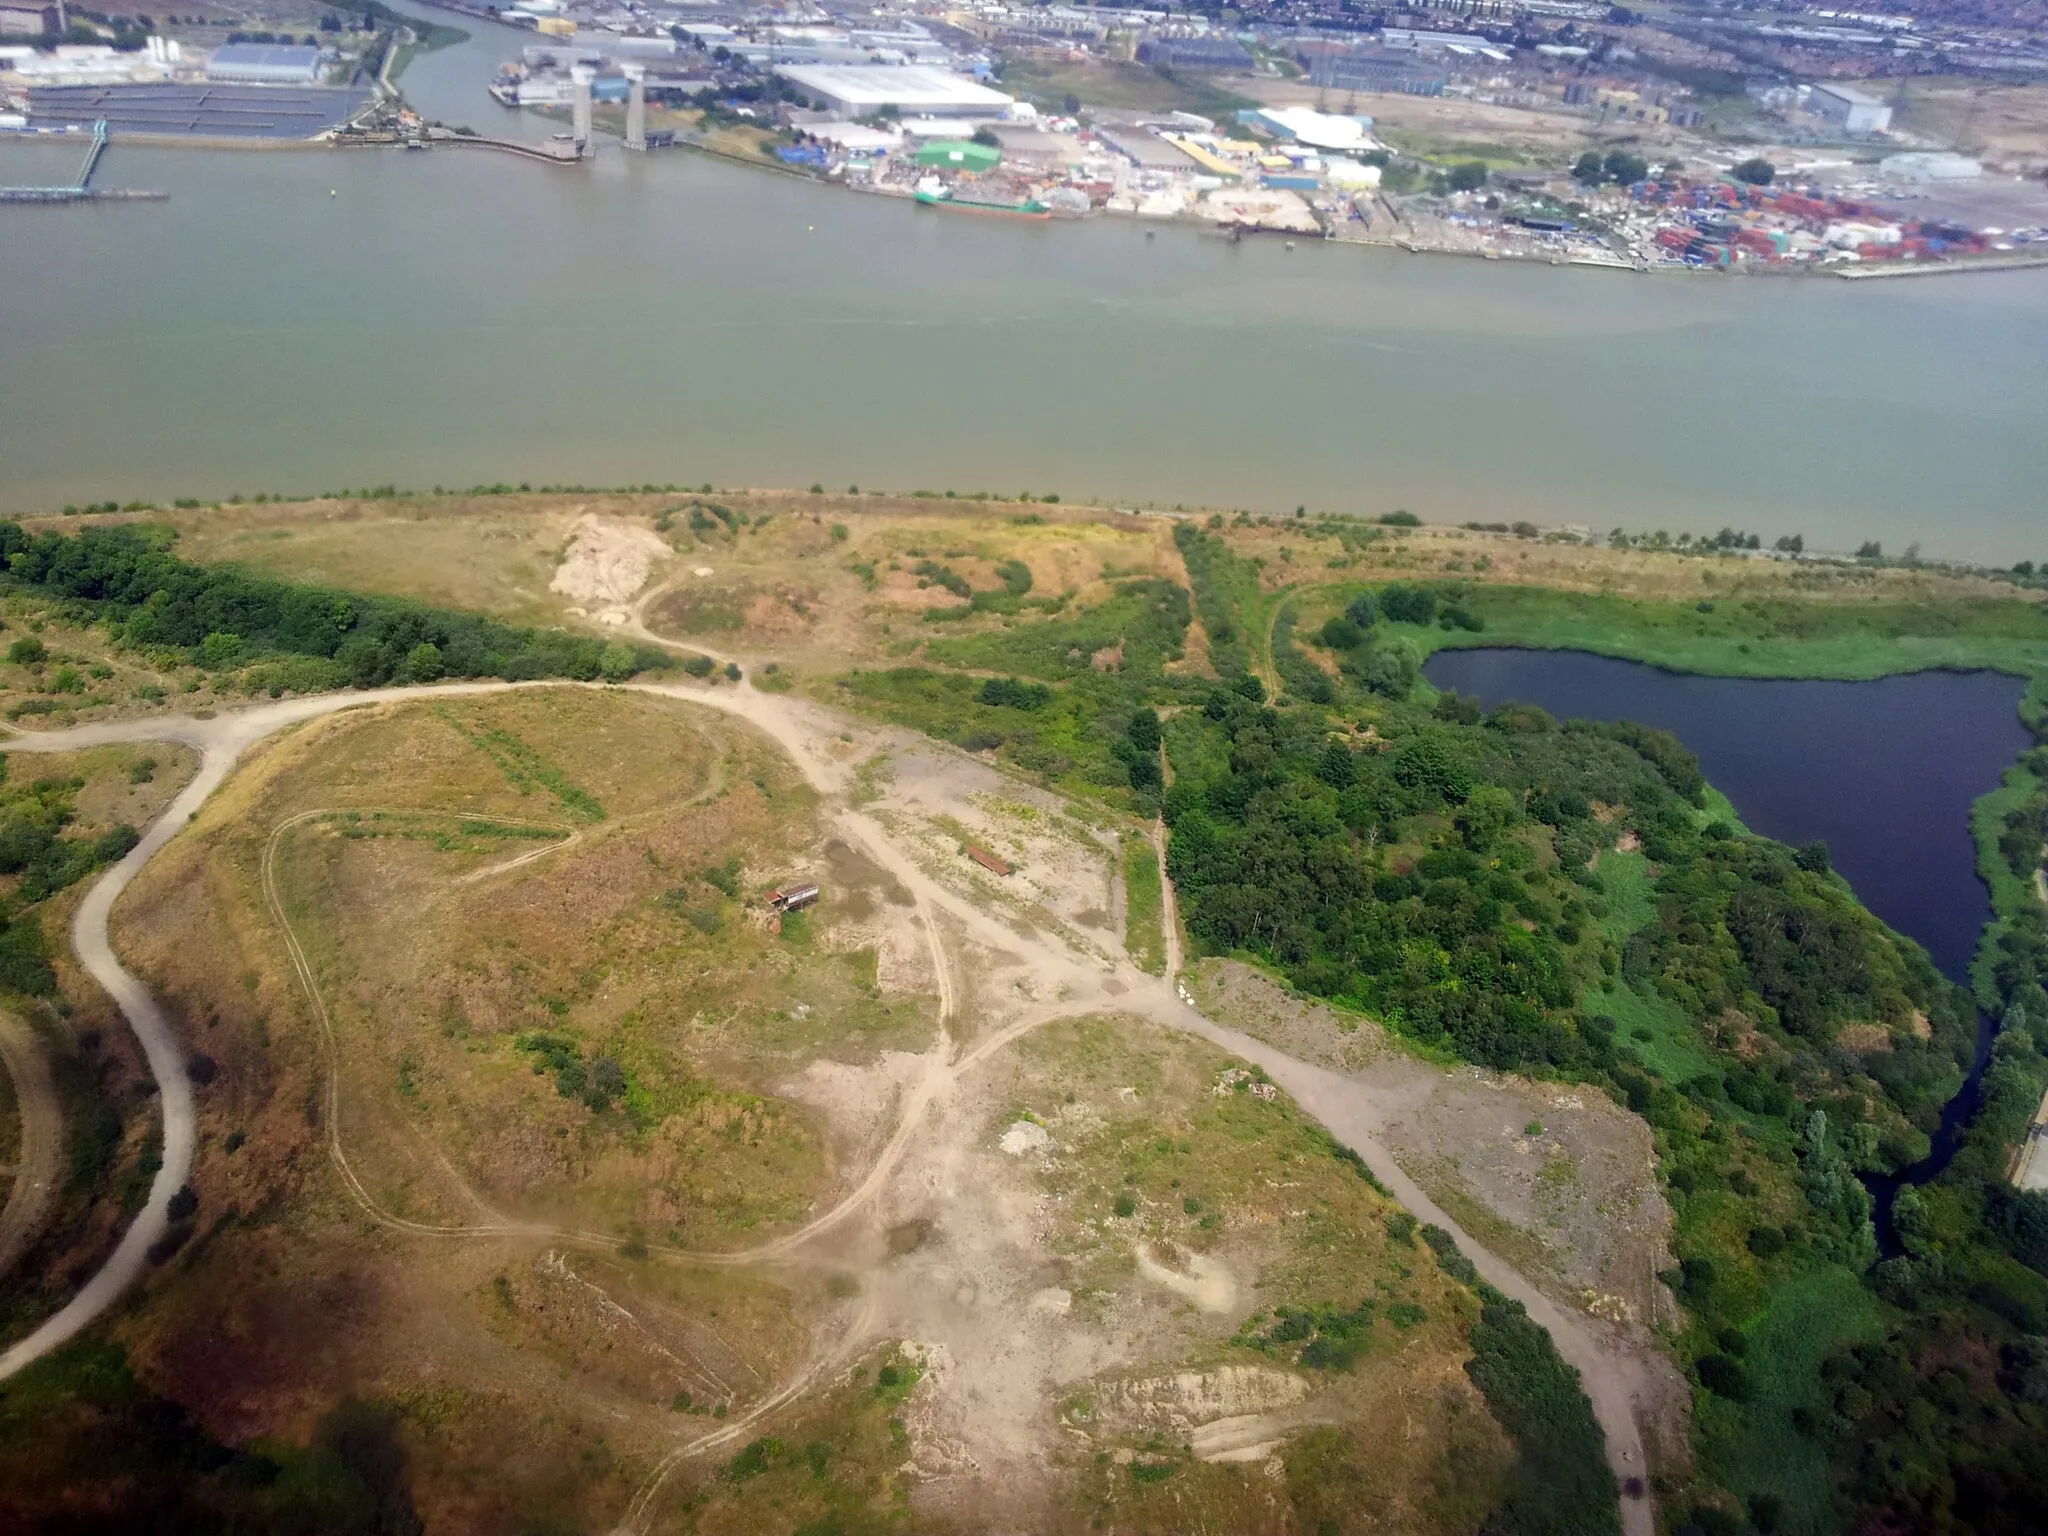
1701,1267,1885,1536
995,58,1256,118
1122,832,1166,975
1428,585,2048,681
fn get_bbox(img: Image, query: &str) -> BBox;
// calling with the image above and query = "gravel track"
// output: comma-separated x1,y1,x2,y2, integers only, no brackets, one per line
0,676,1658,1536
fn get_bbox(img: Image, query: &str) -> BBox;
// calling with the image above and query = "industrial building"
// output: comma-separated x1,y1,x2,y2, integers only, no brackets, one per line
0,1,63,37
1242,107,1377,153
1809,82,1892,136
1303,48,1446,97
206,43,324,85
1095,125,1197,171
1879,151,1981,182
916,138,999,171
1134,35,1251,72
771,63,1013,120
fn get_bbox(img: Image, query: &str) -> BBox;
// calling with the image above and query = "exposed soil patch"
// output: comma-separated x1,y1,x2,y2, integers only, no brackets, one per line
548,513,671,609
1185,960,1689,1448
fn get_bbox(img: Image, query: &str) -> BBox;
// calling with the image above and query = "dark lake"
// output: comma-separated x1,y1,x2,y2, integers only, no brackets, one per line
1422,650,2033,1210
1423,650,2029,985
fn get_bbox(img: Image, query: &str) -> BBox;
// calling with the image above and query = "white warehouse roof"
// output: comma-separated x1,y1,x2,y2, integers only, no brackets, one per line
206,43,321,82
1813,82,1885,106
1250,107,1377,152
772,63,1013,116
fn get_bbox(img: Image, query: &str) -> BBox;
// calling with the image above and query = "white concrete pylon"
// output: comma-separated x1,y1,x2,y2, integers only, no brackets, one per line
570,64,595,155
622,62,647,152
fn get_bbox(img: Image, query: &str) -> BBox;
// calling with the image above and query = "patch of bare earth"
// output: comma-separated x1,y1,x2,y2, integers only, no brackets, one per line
549,512,672,618
1184,959,1692,1466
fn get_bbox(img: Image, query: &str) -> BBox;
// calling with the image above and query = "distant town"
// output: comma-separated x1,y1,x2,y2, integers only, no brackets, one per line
6,0,2048,271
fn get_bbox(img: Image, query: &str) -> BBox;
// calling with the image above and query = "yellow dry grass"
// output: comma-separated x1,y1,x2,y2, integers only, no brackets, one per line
1216,514,2027,608
990,1015,1512,1535
1898,77,2048,161
96,687,941,1533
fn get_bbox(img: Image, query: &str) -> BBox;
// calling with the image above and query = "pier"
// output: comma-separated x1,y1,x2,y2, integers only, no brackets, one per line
0,121,169,204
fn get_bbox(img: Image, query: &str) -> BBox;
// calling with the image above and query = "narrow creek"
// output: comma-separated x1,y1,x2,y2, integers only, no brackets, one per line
1420,650,2031,1225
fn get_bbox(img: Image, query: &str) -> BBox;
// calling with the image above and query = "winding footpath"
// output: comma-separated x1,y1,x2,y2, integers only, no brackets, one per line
0,675,1655,1536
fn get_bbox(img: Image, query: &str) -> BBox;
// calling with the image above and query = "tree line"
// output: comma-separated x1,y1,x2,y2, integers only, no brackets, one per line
0,523,672,692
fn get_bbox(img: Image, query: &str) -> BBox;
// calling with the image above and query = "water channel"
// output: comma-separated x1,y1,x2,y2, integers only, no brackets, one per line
1423,648,2032,1214
1,6,2046,561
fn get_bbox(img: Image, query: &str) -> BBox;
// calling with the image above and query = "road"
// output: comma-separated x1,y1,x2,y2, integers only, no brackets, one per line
0,675,1657,1536
0,1010,62,1280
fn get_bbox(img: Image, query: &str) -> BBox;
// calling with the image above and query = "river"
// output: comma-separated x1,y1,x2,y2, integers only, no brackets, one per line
2,8,2046,563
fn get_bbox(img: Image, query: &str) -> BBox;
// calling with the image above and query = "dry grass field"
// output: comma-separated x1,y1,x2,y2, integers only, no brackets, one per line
13,490,2039,1531
100,687,947,1532
63,674,1556,1533
26,491,2031,713
1898,77,2048,165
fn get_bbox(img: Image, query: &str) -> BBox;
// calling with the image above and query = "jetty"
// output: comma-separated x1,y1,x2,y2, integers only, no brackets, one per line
0,121,168,204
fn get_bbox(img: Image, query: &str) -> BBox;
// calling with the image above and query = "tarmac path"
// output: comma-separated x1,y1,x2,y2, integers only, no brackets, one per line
0,1009,63,1281
0,674,1657,1536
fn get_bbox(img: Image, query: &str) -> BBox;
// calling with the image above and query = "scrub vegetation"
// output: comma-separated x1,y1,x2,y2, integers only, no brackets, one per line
0,744,199,1345
1121,832,1166,975
7,491,2048,1533
990,1015,1531,1536
0,521,672,699
1145,560,2048,1531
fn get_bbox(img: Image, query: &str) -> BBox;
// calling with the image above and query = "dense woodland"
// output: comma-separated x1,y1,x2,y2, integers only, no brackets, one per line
1154,531,2048,1535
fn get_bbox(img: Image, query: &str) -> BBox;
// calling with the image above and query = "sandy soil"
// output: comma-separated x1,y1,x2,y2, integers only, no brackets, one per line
549,512,673,618
1899,78,2048,169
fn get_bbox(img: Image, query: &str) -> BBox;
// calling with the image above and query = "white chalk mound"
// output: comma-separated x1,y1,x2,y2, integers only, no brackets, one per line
550,514,672,605
999,1120,1053,1156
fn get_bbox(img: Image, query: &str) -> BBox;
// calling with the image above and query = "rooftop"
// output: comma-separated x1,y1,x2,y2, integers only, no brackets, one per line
772,63,1014,113
209,43,322,71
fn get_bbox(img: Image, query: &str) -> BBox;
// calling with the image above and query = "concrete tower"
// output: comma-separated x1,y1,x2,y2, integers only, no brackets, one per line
623,63,647,152
570,65,594,155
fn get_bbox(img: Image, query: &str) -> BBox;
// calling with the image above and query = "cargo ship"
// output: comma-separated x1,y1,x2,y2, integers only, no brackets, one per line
913,177,1050,219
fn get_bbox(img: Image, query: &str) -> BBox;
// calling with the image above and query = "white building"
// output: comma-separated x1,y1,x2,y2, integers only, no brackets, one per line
1809,82,1892,136
0,2,63,39
3,42,170,82
1245,107,1378,153
772,63,1014,120
1878,151,1981,183
206,43,323,84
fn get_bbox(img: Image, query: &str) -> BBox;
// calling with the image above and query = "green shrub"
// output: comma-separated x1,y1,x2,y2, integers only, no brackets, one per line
1464,1286,1619,1536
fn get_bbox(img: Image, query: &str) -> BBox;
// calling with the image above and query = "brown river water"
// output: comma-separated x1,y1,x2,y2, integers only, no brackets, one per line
2,8,2045,563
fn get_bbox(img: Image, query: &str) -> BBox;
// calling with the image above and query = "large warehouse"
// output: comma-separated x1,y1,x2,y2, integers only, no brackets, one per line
772,63,1013,120
205,43,324,85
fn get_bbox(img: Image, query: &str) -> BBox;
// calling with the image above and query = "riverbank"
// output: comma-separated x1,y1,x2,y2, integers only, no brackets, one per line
1428,582,2048,682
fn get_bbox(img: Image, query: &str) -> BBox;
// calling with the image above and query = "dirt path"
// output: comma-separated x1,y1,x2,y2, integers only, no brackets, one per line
1141,980,1655,1534
0,675,1659,1536
0,1010,62,1280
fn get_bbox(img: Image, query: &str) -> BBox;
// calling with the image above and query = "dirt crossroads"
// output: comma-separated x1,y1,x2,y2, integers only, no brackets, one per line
0,674,1659,1536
